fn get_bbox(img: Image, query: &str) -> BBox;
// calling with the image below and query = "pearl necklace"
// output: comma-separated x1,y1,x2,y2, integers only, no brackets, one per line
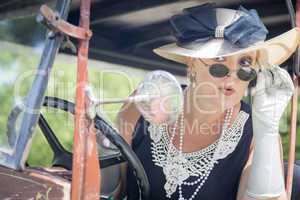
168,107,233,200
148,105,250,199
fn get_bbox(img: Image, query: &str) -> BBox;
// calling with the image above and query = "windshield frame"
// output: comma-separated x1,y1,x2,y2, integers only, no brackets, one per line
0,0,71,170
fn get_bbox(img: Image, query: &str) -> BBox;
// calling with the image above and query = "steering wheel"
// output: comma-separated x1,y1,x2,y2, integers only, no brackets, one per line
6,96,150,200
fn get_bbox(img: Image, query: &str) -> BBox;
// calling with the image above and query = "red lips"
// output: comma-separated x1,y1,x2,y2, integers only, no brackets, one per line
219,86,235,96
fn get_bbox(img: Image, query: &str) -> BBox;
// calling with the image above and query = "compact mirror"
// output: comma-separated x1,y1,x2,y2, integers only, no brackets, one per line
134,70,183,124
88,70,183,124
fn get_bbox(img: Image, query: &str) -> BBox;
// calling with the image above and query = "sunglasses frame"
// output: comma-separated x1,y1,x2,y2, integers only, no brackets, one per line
197,56,257,81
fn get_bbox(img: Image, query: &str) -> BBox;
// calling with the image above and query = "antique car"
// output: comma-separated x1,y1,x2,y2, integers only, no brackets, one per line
0,0,299,199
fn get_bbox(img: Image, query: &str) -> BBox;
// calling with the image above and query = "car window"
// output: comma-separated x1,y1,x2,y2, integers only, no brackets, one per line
28,52,147,166
0,13,47,154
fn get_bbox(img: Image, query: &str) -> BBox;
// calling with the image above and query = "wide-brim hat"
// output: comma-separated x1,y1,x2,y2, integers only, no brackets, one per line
153,5,300,67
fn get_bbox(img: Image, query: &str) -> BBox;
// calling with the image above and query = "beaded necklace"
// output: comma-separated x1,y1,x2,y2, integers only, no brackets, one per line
149,105,249,199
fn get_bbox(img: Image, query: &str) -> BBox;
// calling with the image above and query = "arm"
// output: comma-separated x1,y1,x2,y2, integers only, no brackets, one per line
115,90,141,199
115,90,140,145
237,137,288,200
237,65,294,200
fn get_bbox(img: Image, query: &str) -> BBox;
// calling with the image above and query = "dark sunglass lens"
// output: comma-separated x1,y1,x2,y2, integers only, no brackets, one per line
209,64,229,78
237,67,257,81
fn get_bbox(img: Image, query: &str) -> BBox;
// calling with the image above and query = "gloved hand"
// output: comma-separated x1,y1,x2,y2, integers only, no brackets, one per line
251,65,294,135
246,65,294,199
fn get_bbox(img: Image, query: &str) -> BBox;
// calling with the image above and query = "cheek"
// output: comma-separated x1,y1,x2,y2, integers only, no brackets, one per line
196,67,219,85
196,76,220,95
195,69,231,97
195,67,208,79
233,81,249,100
222,82,248,109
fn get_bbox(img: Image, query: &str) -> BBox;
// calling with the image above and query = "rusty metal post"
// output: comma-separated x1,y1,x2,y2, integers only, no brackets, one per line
71,0,101,199
286,76,298,200
286,1,300,199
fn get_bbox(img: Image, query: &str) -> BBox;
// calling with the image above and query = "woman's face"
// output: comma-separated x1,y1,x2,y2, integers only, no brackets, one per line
186,51,257,113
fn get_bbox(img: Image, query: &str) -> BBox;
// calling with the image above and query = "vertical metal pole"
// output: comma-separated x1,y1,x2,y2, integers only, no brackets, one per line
71,0,101,199
286,76,298,200
286,1,300,198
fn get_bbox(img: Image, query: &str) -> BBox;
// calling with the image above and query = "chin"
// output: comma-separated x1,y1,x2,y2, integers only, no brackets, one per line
193,95,241,114
219,96,241,111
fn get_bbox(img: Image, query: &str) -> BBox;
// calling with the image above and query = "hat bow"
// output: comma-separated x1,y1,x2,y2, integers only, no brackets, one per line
170,3,268,48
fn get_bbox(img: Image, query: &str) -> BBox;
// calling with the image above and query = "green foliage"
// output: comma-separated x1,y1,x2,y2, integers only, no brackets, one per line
0,41,42,149
27,128,54,166
279,102,300,159
27,55,142,166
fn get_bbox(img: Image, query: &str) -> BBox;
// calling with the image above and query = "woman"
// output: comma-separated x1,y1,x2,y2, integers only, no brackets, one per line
116,4,300,200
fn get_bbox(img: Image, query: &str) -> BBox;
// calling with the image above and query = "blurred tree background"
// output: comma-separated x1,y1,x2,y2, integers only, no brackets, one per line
27,54,142,166
0,12,299,167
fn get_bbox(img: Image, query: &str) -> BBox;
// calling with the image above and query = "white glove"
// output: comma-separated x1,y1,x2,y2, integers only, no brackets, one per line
246,65,294,199
251,65,294,135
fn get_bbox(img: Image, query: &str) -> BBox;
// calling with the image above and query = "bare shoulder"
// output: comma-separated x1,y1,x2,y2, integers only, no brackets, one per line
115,90,141,145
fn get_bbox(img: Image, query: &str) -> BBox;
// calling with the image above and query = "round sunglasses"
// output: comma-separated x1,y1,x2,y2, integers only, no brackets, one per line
198,56,257,81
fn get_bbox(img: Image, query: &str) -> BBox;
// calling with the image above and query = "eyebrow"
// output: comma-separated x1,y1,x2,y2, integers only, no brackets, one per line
198,58,209,66
239,55,254,62
239,54,255,59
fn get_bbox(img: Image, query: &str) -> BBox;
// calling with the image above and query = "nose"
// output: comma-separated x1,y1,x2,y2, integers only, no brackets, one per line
223,70,240,82
223,57,239,79
223,71,234,81
226,71,233,77
227,56,239,69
